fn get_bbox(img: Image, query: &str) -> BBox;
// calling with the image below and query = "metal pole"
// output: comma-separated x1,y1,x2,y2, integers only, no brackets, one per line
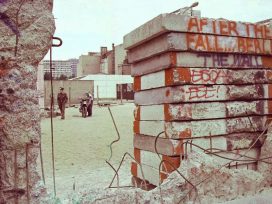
107,107,121,161
69,87,71,107
50,44,56,197
120,85,123,104
97,85,99,105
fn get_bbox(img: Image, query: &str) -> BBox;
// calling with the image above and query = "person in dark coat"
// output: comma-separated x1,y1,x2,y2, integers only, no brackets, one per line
86,92,93,117
57,87,68,119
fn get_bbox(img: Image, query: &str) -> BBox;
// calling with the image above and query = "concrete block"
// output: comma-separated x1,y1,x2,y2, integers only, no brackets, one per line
127,33,272,63
134,68,272,91
131,52,272,76
134,84,272,105
131,148,259,186
134,133,262,156
134,134,228,155
134,116,267,139
124,14,272,49
207,148,260,168
134,101,272,121
134,134,183,156
133,148,180,173
131,161,167,186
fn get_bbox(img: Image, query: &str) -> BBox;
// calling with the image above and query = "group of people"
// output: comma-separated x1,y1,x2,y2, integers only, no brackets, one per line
57,87,93,119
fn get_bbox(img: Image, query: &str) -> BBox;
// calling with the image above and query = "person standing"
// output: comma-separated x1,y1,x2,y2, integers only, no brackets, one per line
57,87,68,119
87,92,93,117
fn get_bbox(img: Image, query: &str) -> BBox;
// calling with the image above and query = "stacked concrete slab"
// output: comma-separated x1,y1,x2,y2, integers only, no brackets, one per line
124,13,272,187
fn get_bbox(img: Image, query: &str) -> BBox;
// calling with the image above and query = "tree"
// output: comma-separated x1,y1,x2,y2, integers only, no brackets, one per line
59,74,68,80
44,72,52,80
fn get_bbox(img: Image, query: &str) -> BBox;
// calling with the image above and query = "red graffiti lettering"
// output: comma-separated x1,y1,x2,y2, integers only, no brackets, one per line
186,86,220,100
191,69,227,84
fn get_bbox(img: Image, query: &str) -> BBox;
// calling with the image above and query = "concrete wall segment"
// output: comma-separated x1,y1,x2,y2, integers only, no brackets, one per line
131,52,272,77
134,116,267,139
134,68,272,91
124,14,272,49
128,33,272,63
135,101,271,121
134,84,272,105
126,11,272,187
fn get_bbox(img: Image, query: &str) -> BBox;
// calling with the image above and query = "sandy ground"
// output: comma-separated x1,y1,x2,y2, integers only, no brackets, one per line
40,102,135,199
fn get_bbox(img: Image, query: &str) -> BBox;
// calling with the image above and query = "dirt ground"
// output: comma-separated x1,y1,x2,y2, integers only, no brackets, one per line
40,102,135,198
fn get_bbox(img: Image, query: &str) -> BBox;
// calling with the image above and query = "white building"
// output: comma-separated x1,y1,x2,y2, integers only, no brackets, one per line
74,74,133,99
69,58,79,77
43,59,79,78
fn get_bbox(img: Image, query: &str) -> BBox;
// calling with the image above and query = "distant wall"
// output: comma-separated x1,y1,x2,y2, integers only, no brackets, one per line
44,80,94,107
77,54,101,76
115,44,127,74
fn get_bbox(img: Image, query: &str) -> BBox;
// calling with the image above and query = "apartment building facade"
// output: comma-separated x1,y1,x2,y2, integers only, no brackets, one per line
43,58,79,78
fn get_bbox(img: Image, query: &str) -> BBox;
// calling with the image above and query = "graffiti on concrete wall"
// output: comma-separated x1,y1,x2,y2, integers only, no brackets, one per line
190,69,227,84
187,17,272,39
196,53,263,68
186,18,272,54
186,34,272,54
186,85,220,100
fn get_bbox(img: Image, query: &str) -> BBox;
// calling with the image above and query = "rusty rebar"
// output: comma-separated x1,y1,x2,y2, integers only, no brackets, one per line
25,144,30,204
14,149,18,204
107,152,147,189
176,122,272,203
107,106,121,161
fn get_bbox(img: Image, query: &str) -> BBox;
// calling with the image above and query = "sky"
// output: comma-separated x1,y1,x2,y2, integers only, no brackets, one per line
45,0,272,60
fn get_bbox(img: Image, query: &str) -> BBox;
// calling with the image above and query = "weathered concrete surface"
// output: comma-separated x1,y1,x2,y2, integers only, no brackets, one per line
207,148,260,169
134,68,272,91
131,161,168,186
80,151,266,203
128,32,272,63
125,10,272,194
134,116,267,139
258,126,272,187
167,151,264,203
135,84,272,105
134,134,183,156
134,133,263,156
135,101,272,121
131,52,272,76
132,148,180,186
0,0,55,203
222,193,272,204
124,14,272,49
133,148,180,171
